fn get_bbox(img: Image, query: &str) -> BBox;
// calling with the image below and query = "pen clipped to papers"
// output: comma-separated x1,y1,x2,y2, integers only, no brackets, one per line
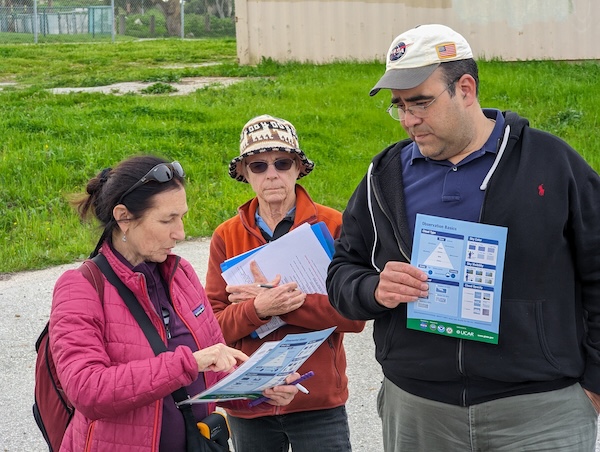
248,371,315,408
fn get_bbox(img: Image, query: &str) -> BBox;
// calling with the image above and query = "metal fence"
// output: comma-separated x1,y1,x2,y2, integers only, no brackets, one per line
0,0,234,43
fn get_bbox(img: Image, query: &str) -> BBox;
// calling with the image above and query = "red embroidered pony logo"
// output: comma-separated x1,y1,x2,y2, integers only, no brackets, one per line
538,184,545,196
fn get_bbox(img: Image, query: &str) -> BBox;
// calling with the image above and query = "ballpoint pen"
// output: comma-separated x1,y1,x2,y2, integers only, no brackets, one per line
258,284,275,289
248,371,315,408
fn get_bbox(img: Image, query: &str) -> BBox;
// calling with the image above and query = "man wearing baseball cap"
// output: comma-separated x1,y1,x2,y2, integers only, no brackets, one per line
327,24,600,450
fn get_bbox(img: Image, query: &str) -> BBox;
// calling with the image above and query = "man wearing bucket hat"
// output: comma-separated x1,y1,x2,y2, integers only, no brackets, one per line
205,114,365,451
327,24,600,450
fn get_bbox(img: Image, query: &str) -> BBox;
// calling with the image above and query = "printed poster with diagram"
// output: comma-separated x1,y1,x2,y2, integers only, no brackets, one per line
407,214,508,344
182,327,336,403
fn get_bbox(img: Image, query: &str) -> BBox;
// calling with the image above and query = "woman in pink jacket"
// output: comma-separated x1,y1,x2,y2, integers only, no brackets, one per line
50,155,299,452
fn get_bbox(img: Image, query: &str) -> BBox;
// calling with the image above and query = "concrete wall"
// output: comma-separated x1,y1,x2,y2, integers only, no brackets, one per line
234,0,599,64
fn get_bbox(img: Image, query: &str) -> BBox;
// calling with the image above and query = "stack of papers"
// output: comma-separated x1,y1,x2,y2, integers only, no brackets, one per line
220,222,334,295
219,222,335,339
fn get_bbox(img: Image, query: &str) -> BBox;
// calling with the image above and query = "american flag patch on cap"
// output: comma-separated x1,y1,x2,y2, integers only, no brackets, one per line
436,43,457,59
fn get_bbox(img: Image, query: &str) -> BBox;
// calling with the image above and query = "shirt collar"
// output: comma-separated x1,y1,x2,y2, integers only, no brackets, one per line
408,108,505,165
109,239,160,279
255,206,296,237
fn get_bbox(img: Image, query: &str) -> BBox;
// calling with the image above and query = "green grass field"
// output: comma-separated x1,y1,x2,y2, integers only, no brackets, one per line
1,39,599,273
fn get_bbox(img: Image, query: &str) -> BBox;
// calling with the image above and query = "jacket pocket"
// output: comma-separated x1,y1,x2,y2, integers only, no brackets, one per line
374,311,399,362
469,298,582,381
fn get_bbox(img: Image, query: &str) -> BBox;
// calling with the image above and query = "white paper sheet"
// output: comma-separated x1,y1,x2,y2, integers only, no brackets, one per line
221,223,332,295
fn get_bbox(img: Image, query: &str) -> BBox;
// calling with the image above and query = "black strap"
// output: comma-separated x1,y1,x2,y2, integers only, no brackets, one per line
91,255,195,412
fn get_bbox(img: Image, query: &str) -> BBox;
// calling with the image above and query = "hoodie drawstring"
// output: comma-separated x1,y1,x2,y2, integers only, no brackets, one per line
480,124,511,191
366,163,381,272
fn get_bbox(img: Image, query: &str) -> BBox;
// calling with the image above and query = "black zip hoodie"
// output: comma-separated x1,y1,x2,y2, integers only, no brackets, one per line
327,111,600,406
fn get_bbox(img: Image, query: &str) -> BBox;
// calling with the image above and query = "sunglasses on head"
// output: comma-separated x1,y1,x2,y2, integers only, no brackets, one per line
247,158,295,174
118,161,185,205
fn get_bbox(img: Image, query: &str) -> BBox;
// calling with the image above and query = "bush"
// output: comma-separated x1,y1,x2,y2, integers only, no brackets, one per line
120,10,234,39
141,82,178,94
184,0,208,15
123,9,169,38
184,14,235,38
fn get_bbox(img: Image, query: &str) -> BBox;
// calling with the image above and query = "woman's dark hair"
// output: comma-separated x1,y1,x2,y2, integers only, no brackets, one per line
72,155,185,256
440,58,480,96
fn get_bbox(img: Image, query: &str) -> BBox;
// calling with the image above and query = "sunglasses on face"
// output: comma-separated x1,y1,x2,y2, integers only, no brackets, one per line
118,161,185,204
246,158,295,174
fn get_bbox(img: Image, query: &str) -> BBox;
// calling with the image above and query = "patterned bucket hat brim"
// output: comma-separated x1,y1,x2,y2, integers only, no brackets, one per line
229,115,315,183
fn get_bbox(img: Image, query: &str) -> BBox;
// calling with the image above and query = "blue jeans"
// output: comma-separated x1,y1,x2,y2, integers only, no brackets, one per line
227,406,352,452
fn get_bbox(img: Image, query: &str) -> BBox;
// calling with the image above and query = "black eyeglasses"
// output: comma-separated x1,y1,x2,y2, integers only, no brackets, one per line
387,77,461,121
247,158,295,174
118,161,185,205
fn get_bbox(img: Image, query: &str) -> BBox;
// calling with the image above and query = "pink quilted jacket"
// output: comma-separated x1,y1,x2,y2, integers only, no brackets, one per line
50,244,230,451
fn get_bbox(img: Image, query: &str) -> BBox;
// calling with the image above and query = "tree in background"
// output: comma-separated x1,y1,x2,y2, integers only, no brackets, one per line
185,0,232,17
212,0,232,18
146,0,233,36
113,0,233,37
184,0,232,33
152,0,180,36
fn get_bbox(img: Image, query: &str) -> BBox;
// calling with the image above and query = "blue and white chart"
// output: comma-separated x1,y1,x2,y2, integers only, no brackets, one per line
183,327,336,403
407,214,508,344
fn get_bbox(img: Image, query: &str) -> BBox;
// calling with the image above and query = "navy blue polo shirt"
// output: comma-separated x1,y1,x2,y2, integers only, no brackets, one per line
402,109,505,238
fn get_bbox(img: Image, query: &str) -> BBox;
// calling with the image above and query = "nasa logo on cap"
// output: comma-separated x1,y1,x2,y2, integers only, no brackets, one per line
389,42,410,62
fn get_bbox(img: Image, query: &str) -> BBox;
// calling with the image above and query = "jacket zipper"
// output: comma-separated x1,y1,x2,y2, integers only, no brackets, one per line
84,420,95,451
151,400,162,450
328,337,342,387
162,307,171,339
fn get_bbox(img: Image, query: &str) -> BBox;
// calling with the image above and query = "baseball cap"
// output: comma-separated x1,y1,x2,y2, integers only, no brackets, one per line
229,115,314,183
370,24,473,96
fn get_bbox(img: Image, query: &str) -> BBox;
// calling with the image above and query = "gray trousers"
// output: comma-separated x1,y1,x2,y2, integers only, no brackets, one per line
377,377,598,452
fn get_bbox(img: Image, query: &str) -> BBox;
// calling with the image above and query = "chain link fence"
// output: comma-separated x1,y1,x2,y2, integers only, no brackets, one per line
0,0,234,43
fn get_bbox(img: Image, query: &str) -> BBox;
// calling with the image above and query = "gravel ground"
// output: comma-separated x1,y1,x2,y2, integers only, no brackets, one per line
1,76,249,96
47,77,247,96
